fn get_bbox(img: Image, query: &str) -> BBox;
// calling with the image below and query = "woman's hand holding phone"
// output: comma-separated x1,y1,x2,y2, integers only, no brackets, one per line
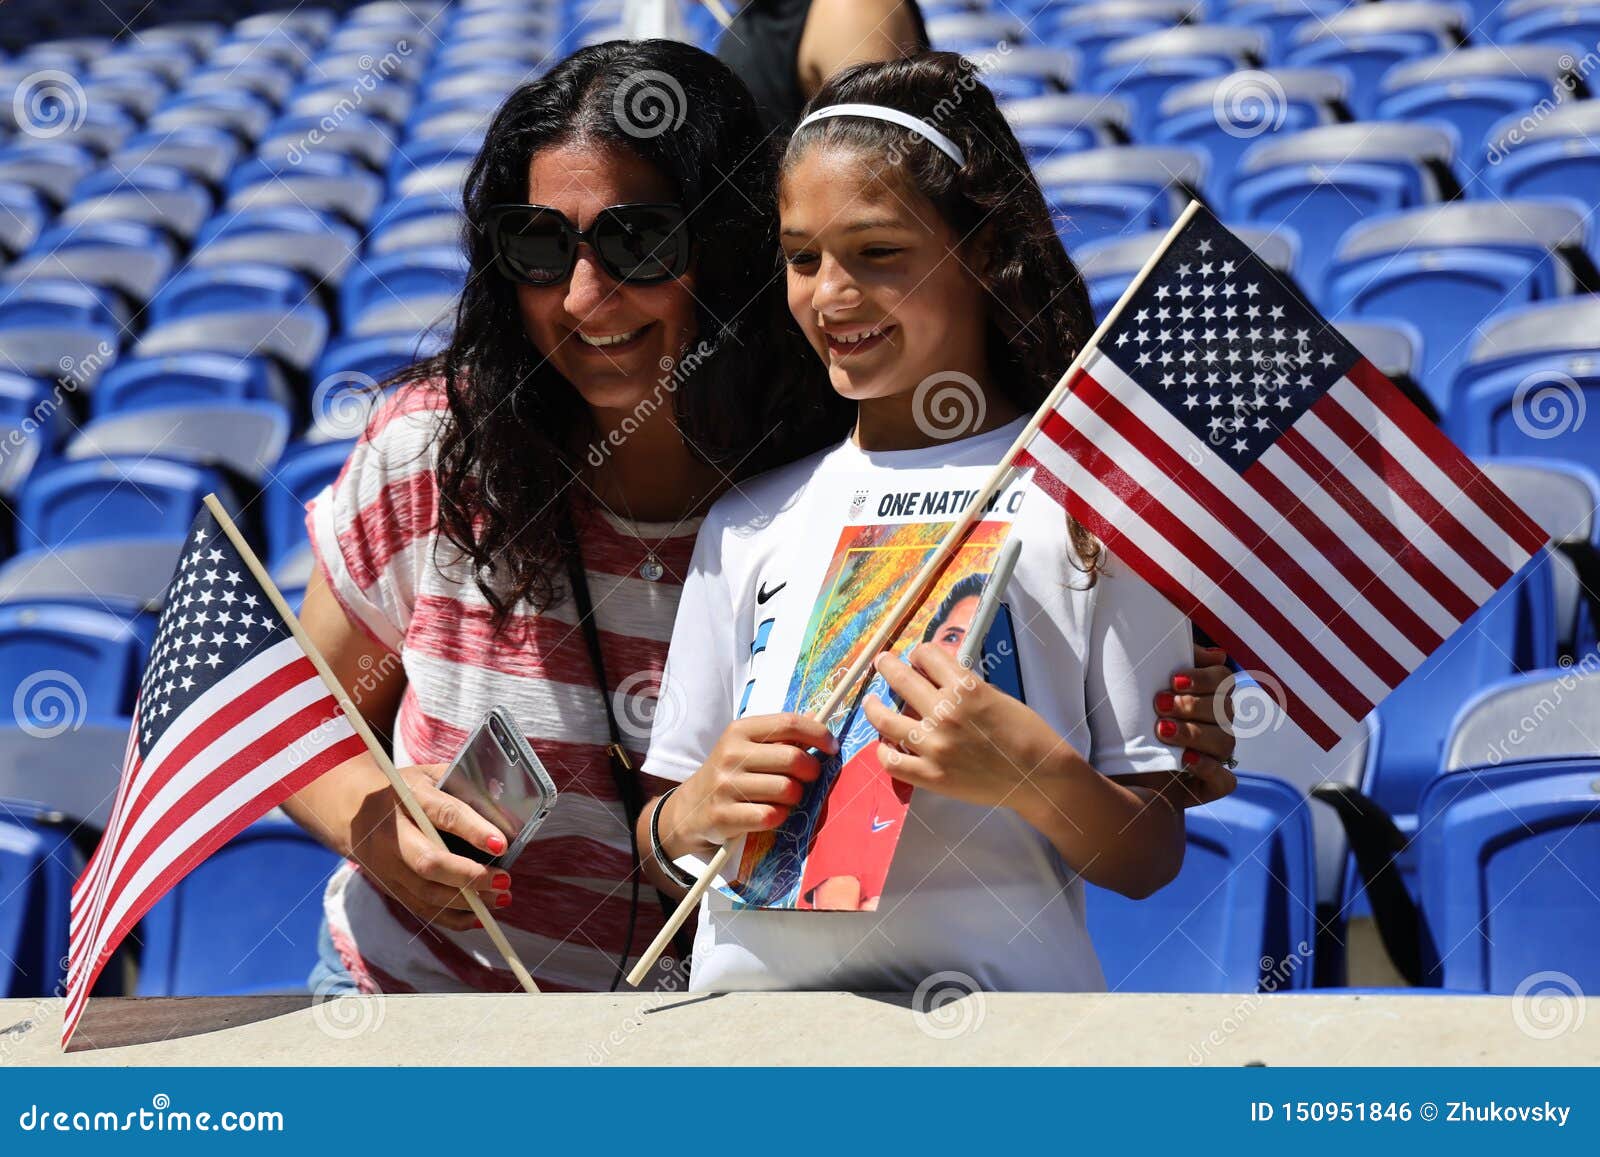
346,763,514,934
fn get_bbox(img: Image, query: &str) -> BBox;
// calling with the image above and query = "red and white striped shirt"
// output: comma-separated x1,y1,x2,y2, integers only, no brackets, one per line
307,384,699,993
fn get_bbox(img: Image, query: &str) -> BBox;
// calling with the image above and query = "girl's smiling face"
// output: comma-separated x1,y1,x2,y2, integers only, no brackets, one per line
780,146,993,431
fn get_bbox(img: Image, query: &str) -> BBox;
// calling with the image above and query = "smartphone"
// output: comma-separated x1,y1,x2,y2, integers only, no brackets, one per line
435,707,558,869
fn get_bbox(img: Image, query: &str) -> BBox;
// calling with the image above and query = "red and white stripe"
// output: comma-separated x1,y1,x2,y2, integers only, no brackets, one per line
63,639,365,1045
1019,348,1548,750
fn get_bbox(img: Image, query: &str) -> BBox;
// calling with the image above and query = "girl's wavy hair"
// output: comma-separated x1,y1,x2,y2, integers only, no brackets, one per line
783,51,1105,580
393,39,844,618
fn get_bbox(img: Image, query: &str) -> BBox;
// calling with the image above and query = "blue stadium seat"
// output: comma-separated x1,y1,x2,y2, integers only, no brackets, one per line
1480,458,1600,657
1498,0,1600,54
62,165,214,243
1044,0,1195,80
1152,68,1346,201
5,219,177,304
0,801,83,999
1087,773,1317,992
93,354,292,418
89,42,197,87
310,332,438,439
0,280,123,387
265,440,353,568
80,73,174,121
135,815,347,996
108,125,243,187
0,140,98,206
16,457,235,551
1077,224,1298,319
1219,0,1346,60
1001,94,1131,164
190,206,362,286
341,245,467,337
1229,122,1458,296
287,79,414,128
226,153,386,227
0,601,147,720
257,112,396,173
134,300,330,376
389,137,481,201
1480,101,1600,240
147,88,276,143
974,47,1076,101
68,402,291,486
1375,47,1572,177
0,537,184,618
0,180,47,258
422,60,534,106
1447,298,1600,477
1284,3,1468,117
1324,200,1588,409
366,193,464,255
1342,549,1558,924
1417,758,1600,992
148,264,314,327
188,62,296,107
0,721,129,830
1090,26,1266,138
1036,147,1206,249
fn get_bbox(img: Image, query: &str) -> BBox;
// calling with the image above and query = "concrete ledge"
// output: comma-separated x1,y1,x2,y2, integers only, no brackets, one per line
3,992,1593,1066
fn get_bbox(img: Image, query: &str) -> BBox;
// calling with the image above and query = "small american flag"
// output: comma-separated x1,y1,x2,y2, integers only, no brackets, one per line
63,506,367,1047
1018,204,1549,750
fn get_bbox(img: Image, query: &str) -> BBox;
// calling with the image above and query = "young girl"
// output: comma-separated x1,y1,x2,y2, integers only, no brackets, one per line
640,53,1208,992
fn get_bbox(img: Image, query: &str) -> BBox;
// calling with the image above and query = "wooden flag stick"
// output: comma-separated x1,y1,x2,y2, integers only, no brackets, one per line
201,495,540,995
699,1,735,28
625,201,1204,987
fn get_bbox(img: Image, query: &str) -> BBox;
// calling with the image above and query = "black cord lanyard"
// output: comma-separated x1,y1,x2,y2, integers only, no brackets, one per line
560,518,693,988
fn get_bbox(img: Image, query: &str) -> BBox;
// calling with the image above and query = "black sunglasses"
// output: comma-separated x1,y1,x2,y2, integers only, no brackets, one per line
486,202,693,287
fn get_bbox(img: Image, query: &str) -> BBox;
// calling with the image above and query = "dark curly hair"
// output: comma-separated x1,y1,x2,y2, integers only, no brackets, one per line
782,51,1104,580
393,39,845,618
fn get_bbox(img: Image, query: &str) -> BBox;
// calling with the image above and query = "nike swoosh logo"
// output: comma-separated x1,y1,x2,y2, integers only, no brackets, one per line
870,816,895,833
756,580,787,605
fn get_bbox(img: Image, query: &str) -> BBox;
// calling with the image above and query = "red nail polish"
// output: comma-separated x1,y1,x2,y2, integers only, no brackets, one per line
1155,692,1176,712
486,834,506,854
491,872,511,890
1157,720,1177,740
1172,675,1192,691
1182,748,1199,766
495,892,511,908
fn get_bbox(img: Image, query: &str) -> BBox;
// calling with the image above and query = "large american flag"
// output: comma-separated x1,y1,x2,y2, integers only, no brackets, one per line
63,506,367,1047
1018,205,1549,750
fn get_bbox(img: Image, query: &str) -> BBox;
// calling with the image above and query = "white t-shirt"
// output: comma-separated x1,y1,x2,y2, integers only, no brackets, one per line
642,416,1192,992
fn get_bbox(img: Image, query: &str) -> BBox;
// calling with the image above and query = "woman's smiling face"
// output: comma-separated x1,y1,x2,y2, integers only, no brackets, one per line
779,145,990,407
516,141,699,417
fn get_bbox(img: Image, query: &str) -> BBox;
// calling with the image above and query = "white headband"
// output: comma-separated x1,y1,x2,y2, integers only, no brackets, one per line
795,103,966,166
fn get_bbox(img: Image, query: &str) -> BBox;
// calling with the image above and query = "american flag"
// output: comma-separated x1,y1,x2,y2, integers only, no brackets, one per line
1018,204,1549,750
63,506,367,1047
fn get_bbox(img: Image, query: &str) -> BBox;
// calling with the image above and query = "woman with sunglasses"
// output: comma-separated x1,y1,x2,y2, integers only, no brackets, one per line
284,39,1239,996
